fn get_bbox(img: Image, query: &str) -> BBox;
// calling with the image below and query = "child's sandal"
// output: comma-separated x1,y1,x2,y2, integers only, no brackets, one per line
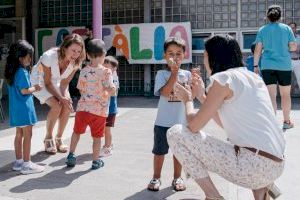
91,159,104,170
55,137,68,153
172,177,186,191
44,139,57,154
66,153,76,167
147,178,161,191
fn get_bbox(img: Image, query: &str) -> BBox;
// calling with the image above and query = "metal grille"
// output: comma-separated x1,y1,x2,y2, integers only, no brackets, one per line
103,0,144,25
118,56,144,96
241,0,300,28
165,0,238,29
39,0,92,27
151,0,163,22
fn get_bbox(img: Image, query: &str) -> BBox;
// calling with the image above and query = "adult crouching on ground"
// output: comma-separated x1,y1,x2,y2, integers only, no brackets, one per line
167,35,285,200
31,34,86,154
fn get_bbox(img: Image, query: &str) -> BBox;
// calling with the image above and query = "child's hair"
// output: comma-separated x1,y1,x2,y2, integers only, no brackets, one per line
104,56,119,68
86,39,106,58
86,25,93,31
267,5,281,22
163,37,186,53
288,22,297,27
4,40,34,85
250,42,256,54
205,35,244,75
59,33,86,66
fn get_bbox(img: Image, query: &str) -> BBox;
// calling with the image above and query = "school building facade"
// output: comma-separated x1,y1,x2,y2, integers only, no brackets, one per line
1,0,300,96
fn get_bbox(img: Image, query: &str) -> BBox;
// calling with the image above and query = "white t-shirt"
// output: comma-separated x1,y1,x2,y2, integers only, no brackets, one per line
207,67,285,159
31,48,75,103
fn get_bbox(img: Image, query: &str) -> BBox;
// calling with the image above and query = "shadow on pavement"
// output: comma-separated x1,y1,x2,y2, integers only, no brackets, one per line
0,151,51,182
124,186,176,200
49,153,93,167
9,166,90,193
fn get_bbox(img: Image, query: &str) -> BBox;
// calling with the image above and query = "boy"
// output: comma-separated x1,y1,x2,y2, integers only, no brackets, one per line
101,56,119,157
148,37,194,191
66,39,115,170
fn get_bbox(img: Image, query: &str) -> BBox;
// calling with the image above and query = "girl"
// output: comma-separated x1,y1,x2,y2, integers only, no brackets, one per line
4,40,45,175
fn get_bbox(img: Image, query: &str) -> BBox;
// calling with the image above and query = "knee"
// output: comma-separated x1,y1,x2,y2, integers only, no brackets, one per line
51,102,62,113
167,124,183,145
61,105,72,115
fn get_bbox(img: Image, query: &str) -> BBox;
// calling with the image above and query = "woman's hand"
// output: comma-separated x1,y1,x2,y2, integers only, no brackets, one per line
191,73,206,102
33,84,43,92
174,83,192,103
59,96,74,112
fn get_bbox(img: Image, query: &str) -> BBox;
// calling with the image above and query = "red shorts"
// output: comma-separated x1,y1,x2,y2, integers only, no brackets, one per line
73,111,106,138
106,114,116,127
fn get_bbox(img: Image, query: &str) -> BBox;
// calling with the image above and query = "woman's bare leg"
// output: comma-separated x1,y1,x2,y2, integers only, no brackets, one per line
45,97,62,139
195,177,222,199
252,187,268,200
56,104,71,138
266,84,277,114
279,85,292,122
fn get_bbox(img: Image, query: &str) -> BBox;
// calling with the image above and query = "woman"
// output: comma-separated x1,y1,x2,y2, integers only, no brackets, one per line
167,35,285,200
31,34,85,154
254,5,297,130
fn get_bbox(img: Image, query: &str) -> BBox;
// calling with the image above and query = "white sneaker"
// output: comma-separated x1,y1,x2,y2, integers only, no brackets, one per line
100,146,113,157
20,161,45,175
12,160,24,171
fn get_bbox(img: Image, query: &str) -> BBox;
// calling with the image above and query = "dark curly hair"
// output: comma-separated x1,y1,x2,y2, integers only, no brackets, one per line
4,40,34,85
267,5,281,22
204,35,244,75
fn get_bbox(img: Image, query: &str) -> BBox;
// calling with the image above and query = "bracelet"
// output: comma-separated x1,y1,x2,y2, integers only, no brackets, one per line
254,65,259,68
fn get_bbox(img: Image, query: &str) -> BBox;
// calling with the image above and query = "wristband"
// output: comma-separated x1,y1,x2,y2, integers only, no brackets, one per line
254,65,258,68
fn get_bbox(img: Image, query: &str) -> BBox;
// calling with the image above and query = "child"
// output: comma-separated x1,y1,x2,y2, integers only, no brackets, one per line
66,39,116,170
4,40,45,175
147,37,194,191
246,42,261,74
100,56,119,157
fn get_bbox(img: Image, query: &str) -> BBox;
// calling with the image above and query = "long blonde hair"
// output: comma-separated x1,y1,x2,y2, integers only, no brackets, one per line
58,33,86,66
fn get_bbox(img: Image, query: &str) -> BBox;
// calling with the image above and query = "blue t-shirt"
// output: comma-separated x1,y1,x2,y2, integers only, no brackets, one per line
154,69,191,127
108,74,119,114
255,23,296,71
8,67,37,127
246,56,261,72
108,96,117,114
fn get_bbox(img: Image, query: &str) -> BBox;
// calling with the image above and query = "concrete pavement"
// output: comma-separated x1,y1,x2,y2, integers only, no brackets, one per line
0,97,300,200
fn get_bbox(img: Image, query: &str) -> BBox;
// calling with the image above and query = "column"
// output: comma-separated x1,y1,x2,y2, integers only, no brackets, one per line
93,0,102,39
144,0,152,96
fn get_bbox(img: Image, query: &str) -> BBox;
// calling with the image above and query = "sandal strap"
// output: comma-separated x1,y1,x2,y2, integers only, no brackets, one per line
44,139,57,152
150,178,161,185
92,159,104,168
172,177,184,185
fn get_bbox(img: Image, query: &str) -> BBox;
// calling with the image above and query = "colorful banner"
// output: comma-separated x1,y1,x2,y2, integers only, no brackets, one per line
35,22,192,64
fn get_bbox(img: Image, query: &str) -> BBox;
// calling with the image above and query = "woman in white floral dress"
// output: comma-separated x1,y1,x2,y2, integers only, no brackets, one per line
167,35,285,200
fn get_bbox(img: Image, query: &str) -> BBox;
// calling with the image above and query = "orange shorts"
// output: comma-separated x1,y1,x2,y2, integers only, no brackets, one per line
73,111,106,138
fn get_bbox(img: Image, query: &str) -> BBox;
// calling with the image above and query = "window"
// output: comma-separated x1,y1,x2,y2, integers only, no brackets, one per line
243,32,257,50
192,34,211,52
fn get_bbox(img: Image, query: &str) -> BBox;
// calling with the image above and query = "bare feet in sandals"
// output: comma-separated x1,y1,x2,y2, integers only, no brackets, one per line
147,178,161,191
172,177,186,191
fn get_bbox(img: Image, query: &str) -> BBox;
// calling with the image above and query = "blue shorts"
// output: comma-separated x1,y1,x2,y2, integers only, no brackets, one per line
152,125,170,155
